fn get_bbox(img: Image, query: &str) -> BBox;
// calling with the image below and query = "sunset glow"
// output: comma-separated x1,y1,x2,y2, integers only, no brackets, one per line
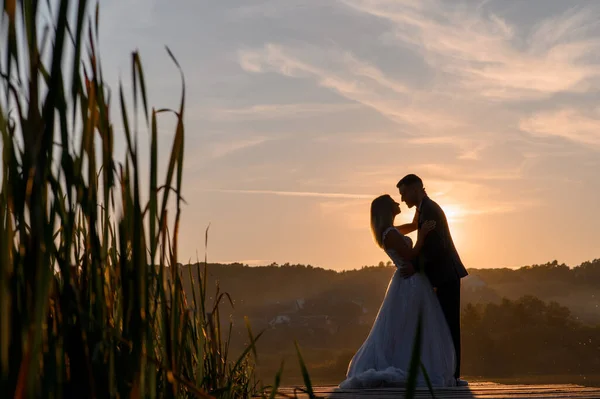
98,0,600,270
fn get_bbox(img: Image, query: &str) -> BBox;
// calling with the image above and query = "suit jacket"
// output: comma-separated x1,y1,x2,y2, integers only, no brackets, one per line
417,196,468,287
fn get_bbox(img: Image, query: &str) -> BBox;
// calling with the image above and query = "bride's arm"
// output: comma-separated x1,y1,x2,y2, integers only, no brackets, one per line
395,209,419,235
383,220,436,260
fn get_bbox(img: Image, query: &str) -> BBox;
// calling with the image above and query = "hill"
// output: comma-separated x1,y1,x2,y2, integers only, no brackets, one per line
179,259,600,326
176,259,600,385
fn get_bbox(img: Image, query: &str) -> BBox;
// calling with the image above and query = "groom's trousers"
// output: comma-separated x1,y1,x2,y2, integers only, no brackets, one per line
436,278,461,379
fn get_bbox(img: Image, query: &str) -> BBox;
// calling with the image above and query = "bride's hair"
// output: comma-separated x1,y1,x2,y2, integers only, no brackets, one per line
370,194,396,248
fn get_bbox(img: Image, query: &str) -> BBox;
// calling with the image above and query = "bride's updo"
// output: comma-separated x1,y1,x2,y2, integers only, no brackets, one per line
370,194,397,248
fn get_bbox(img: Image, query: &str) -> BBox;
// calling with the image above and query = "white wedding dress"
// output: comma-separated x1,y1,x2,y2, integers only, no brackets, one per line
339,227,456,389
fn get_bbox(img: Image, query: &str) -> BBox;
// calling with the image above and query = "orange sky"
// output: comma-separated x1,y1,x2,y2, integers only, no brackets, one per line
97,0,600,270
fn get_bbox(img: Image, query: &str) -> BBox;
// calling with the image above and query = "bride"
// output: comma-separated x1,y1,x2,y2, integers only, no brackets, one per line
339,194,456,389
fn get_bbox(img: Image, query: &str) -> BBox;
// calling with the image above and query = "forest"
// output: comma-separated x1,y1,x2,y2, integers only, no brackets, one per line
179,259,600,386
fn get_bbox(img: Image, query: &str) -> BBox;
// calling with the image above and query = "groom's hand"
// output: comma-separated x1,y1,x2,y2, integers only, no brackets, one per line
400,263,415,278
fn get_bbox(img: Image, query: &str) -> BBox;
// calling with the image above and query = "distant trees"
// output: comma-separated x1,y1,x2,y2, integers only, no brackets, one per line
472,259,600,285
462,296,600,376
179,259,600,383
247,294,600,384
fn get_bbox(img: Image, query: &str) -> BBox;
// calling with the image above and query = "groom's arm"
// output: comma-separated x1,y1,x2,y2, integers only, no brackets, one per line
395,209,419,234
419,203,445,262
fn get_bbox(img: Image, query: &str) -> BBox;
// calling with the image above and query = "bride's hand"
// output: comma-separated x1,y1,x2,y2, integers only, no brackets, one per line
418,220,436,240
400,262,415,278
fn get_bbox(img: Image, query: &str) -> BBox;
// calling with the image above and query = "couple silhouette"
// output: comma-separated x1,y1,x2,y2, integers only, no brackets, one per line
339,174,468,389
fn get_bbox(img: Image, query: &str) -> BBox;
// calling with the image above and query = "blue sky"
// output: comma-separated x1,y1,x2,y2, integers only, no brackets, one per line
94,0,600,269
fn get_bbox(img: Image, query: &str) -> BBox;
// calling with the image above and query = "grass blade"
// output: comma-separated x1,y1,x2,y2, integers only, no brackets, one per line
294,340,316,399
268,361,285,399
420,362,437,399
405,307,424,399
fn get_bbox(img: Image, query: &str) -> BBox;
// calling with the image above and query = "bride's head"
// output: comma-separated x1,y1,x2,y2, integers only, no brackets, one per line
370,194,401,248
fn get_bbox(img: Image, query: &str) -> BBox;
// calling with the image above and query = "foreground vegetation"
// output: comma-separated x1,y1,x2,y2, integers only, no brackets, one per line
0,1,276,397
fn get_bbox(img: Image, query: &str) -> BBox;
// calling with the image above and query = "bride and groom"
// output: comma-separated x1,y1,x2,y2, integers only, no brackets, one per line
339,174,469,389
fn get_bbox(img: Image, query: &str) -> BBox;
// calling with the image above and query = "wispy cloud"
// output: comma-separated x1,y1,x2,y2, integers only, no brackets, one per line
341,0,600,100
313,132,492,160
201,103,362,121
317,194,538,231
228,0,311,20
439,199,540,225
318,199,371,230
238,44,409,94
208,136,272,159
519,108,600,147
237,44,466,131
407,135,495,161
419,162,527,182
203,188,374,199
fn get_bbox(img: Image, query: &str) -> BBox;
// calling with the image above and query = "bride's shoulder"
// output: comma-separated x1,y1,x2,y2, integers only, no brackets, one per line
382,228,412,249
382,226,402,242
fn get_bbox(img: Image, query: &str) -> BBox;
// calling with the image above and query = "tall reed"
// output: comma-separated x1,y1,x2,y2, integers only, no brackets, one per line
0,1,264,397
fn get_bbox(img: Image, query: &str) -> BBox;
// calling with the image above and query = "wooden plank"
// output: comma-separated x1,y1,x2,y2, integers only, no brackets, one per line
274,382,600,398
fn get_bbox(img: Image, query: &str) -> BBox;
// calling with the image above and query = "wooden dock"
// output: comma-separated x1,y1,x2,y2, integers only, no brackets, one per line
276,382,600,398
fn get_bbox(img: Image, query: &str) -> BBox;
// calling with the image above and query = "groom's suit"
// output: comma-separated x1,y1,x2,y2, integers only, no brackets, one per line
417,195,468,379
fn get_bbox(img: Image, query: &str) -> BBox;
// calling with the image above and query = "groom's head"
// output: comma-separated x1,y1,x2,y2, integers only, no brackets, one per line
396,174,425,208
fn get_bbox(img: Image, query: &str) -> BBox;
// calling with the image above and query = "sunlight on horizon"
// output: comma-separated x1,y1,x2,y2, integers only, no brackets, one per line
437,203,466,248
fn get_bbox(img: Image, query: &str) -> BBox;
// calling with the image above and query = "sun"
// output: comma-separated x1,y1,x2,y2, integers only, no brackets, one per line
439,203,467,247
442,203,466,225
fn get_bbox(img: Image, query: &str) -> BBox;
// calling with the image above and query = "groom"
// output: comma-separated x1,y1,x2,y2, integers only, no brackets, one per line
394,174,469,386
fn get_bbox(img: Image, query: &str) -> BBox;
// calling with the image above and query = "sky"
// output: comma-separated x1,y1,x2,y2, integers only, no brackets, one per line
94,0,600,270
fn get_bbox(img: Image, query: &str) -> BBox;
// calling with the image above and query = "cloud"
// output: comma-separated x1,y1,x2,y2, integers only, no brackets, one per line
238,44,467,131
202,103,362,121
238,45,409,94
457,143,489,161
406,135,495,161
203,188,374,199
440,203,510,222
228,0,312,20
419,162,526,182
313,132,492,160
340,0,600,100
233,1,600,170
437,199,541,226
316,193,537,232
519,108,600,147
318,199,370,230
315,194,521,231
238,51,265,73
333,161,531,207
229,2,284,20
208,136,272,159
